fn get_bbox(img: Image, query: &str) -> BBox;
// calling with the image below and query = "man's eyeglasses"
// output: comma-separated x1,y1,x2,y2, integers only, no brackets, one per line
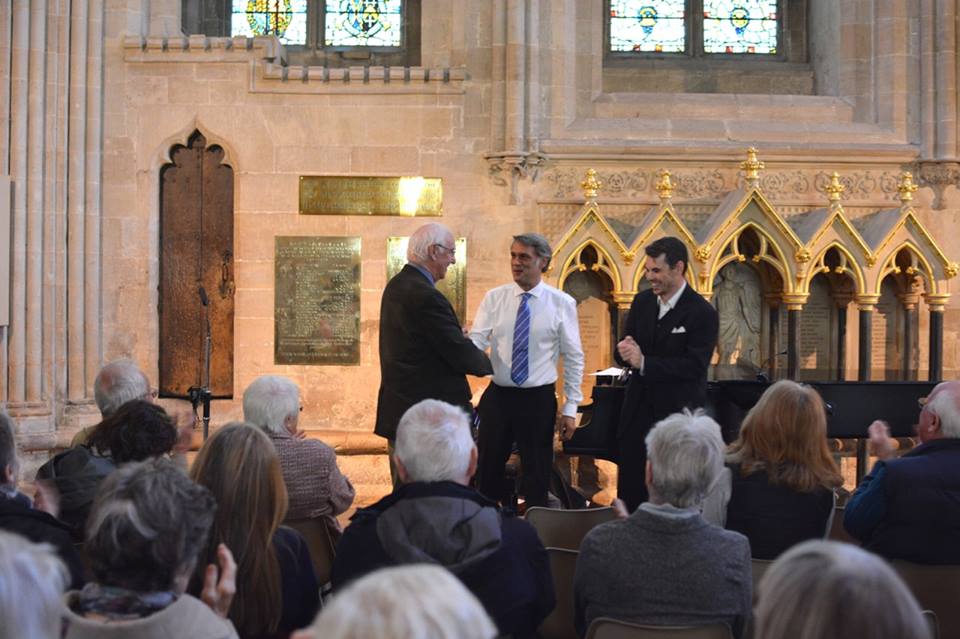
432,243,456,256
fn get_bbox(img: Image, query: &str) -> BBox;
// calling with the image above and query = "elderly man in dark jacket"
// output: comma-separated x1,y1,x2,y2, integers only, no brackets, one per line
333,399,554,638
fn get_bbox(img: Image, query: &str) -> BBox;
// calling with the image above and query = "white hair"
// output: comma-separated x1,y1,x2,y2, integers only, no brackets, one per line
298,565,496,639
0,531,68,639
243,375,300,434
407,223,453,263
755,540,929,639
394,399,473,483
93,359,151,417
644,409,725,508
927,381,960,438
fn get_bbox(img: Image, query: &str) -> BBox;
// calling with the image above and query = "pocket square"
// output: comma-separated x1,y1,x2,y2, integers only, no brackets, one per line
671,326,687,334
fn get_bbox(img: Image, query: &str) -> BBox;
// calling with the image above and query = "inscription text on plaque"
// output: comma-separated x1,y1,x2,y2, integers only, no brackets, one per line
300,176,442,216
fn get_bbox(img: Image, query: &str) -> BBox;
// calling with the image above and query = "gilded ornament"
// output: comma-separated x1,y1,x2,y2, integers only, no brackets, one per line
897,171,918,203
695,246,711,262
825,172,845,203
796,248,811,263
581,169,601,200
947,263,959,278
655,169,674,201
740,147,765,184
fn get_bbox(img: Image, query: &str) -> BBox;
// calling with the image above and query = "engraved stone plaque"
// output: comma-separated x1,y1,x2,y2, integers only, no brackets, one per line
386,237,466,322
576,296,613,400
275,236,361,365
798,277,834,379
300,176,443,216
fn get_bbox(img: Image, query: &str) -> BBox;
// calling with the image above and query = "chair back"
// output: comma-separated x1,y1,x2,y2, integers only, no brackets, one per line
922,609,940,639
826,506,859,545
585,617,733,639
525,506,617,550
539,547,580,639
750,558,774,597
892,561,960,639
283,517,337,587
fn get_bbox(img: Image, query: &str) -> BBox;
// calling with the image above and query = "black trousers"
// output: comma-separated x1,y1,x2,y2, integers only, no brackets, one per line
477,383,557,508
616,424,651,513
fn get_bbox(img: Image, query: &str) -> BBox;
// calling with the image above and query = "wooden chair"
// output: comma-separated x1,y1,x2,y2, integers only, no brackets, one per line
892,561,960,639
539,547,580,639
826,506,859,546
283,518,337,590
750,558,774,595
585,617,733,639
525,506,617,550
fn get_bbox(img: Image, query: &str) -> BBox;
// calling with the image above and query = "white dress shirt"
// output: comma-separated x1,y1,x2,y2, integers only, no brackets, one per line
658,281,686,319
470,280,585,417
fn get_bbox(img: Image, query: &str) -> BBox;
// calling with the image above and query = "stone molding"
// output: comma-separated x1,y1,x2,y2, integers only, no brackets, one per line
918,161,960,210
123,35,467,95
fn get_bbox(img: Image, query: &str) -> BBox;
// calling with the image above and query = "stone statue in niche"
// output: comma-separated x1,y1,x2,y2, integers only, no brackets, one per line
713,264,762,379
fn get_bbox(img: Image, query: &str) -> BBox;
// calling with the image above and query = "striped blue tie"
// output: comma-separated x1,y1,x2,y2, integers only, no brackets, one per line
510,293,532,386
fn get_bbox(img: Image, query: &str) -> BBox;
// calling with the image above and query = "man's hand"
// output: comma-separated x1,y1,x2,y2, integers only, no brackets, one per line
868,420,896,461
201,543,237,619
617,336,643,369
611,498,630,519
558,415,577,441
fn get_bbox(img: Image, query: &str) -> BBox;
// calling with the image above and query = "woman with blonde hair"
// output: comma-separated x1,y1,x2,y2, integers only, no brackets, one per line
754,540,929,639
190,422,319,639
704,380,842,559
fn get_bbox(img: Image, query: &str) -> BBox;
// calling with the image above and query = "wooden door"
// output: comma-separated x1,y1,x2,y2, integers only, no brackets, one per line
159,131,234,398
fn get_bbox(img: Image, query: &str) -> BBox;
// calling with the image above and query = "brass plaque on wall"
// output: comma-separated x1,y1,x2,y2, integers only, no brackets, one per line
299,176,443,216
275,236,361,365
387,237,466,323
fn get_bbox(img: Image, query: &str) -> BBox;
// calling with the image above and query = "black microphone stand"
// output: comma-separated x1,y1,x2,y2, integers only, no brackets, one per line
189,287,213,440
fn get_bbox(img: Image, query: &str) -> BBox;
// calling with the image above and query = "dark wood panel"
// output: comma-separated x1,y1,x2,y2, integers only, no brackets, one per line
159,131,234,398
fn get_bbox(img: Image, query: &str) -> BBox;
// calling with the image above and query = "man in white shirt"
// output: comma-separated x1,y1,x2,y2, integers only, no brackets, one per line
470,234,585,508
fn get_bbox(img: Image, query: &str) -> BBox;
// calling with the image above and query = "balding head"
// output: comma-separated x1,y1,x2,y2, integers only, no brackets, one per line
93,359,152,418
924,381,960,439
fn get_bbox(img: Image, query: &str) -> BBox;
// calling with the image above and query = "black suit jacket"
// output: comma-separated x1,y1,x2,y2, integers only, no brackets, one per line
375,265,492,440
616,284,719,438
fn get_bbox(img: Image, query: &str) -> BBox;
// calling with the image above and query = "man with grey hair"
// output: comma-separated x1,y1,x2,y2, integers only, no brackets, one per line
243,375,354,533
333,399,554,638
70,359,156,446
845,380,960,563
0,531,70,639
574,410,751,637
0,412,84,588
470,233,584,508
375,223,492,483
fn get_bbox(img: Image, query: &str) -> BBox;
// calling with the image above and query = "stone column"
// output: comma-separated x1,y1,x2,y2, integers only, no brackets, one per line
833,293,853,381
898,292,920,381
925,294,948,381
8,2,29,404
765,295,780,379
504,0,525,154
855,295,879,382
782,295,805,380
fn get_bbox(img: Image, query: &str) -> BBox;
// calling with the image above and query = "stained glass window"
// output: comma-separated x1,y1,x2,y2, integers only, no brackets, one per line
609,0,686,53
703,0,778,54
231,0,308,45
325,0,402,47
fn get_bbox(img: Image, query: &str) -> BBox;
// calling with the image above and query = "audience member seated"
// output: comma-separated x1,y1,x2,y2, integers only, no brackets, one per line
71,359,157,446
36,400,178,539
331,399,554,638
574,409,751,638
845,380,960,563
0,411,84,587
190,422,319,639
293,565,497,639
702,380,842,559
61,458,238,638
243,375,354,537
754,540,929,639
0,530,70,639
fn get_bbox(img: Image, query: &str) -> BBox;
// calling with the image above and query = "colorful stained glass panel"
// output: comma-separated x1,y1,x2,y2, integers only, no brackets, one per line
325,0,403,47
703,0,778,54
231,0,307,45
609,0,686,53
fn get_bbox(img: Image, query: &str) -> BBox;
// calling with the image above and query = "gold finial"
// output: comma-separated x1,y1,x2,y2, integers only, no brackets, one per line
581,169,601,200
740,147,765,185
655,169,674,201
897,171,918,204
826,172,845,203
947,263,959,278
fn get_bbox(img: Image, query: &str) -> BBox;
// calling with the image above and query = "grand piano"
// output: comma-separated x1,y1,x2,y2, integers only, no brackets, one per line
565,378,936,478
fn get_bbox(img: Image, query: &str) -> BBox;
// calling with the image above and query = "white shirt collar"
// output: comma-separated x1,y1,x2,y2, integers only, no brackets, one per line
658,281,686,311
514,280,545,298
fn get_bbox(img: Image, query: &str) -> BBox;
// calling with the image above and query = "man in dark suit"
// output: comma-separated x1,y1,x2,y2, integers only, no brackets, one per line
615,236,719,512
375,223,493,483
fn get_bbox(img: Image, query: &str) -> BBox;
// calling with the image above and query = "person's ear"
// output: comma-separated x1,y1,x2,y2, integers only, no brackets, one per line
466,446,478,482
395,456,410,484
2,463,14,486
644,460,653,487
